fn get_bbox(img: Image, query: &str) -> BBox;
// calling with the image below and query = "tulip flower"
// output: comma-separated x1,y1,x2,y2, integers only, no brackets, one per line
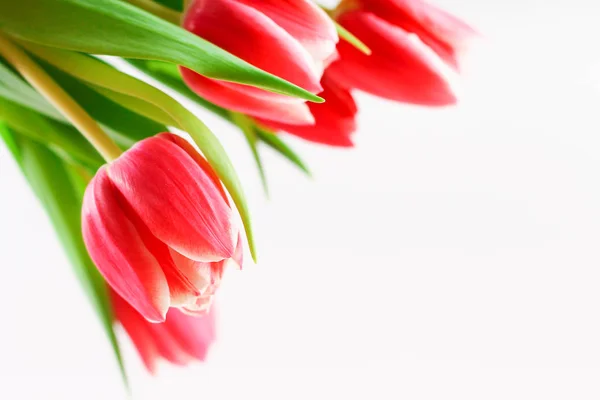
82,133,243,323
347,0,477,69
328,0,476,105
111,290,216,373
258,73,358,147
180,0,338,125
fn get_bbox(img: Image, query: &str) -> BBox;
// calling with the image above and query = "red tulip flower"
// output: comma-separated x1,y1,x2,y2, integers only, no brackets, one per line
258,73,358,147
111,290,216,373
82,133,242,323
180,0,338,125
352,0,477,69
328,0,477,106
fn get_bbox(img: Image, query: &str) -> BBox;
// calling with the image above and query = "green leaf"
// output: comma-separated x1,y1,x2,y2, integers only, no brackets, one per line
0,122,23,166
0,97,103,169
335,21,372,55
0,58,135,150
38,60,168,142
0,59,66,122
127,59,311,176
0,127,128,389
255,127,311,176
154,0,183,11
92,86,179,128
231,113,269,196
24,44,259,261
0,0,323,103
127,59,233,122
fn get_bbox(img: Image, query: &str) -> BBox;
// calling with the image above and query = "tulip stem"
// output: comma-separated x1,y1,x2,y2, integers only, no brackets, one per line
124,0,182,25
331,0,360,19
0,34,123,162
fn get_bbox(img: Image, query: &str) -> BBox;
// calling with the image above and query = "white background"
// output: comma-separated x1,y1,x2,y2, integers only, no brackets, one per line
2,0,600,399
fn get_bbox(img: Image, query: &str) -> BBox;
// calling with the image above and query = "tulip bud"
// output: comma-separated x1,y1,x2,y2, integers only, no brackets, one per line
351,0,477,69
328,0,477,105
82,133,242,323
180,0,338,125
111,290,216,373
258,73,358,147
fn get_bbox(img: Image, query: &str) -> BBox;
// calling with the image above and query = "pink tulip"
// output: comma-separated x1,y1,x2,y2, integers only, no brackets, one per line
258,73,358,147
351,0,477,69
180,0,338,125
111,290,216,373
82,133,242,323
328,0,476,105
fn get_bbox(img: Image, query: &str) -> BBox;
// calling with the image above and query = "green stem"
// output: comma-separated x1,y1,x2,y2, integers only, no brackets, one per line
330,0,360,19
320,1,371,55
124,0,182,25
0,33,122,162
231,113,269,196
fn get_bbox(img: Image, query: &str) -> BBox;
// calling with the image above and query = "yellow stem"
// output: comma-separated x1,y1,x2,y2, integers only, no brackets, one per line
125,0,182,25
0,33,122,162
331,0,360,19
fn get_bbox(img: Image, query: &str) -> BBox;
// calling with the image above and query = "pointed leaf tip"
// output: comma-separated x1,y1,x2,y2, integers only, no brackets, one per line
335,22,372,55
0,0,322,102
309,93,326,103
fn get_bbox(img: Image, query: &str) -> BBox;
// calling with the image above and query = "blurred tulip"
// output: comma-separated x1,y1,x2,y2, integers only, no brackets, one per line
82,133,242,323
352,0,477,69
328,0,476,105
111,290,216,373
258,73,358,147
180,0,338,124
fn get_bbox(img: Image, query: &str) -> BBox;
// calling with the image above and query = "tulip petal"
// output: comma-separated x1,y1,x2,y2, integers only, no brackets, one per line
111,290,214,371
124,209,202,308
112,293,162,373
82,167,169,322
164,308,216,361
362,0,476,46
231,233,244,269
181,68,315,125
359,0,477,68
260,115,355,147
107,135,236,262
236,0,338,68
169,248,213,295
182,295,213,316
184,0,322,93
110,186,203,309
316,74,358,120
328,12,456,105
210,261,225,294
158,133,229,204
258,75,358,147
145,321,194,366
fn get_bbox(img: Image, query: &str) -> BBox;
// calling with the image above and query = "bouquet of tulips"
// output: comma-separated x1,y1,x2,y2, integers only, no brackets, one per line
0,0,475,386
